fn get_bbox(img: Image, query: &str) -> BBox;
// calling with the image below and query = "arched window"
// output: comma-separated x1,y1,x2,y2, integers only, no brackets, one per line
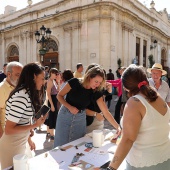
10,46,19,56
46,39,58,52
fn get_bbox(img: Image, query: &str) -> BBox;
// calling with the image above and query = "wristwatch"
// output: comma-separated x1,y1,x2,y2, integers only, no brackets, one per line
94,112,97,117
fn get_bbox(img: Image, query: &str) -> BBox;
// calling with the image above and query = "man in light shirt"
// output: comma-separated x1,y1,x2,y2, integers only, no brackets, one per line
0,61,23,138
147,63,170,106
73,63,83,78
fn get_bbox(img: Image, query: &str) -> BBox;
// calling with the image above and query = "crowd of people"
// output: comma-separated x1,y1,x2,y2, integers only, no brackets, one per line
0,61,169,169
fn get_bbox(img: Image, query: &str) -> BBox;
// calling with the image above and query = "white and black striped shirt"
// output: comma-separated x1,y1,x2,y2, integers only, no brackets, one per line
5,89,34,126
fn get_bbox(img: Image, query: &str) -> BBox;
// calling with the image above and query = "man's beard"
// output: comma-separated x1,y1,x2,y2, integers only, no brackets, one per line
10,78,18,87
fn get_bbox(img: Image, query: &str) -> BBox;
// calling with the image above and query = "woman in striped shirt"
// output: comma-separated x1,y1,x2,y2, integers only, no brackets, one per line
0,63,48,169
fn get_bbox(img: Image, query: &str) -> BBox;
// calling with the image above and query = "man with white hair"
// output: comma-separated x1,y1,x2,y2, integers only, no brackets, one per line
0,61,23,138
147,63,170,106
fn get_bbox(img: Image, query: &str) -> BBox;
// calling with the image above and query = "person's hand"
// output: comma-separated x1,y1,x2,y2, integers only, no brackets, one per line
116,126,122,137
51,105,55,112
30,129,34,137
28,137,36,150
68,106,79,114
35,113,48,127
96,113,105,121
105,82,112,93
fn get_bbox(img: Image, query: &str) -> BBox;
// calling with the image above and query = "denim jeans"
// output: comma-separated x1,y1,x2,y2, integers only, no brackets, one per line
54,105,86,148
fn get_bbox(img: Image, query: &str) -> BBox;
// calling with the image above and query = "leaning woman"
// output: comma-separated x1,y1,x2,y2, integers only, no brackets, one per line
54,65,121,147
107,65,170,170
0,63,48,169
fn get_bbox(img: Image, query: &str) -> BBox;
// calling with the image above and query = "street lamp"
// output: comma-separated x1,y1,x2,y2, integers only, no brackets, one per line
35,25,52,57
150,40,157,50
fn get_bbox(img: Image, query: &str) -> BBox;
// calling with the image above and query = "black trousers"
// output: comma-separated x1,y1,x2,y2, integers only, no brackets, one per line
114,95,123,124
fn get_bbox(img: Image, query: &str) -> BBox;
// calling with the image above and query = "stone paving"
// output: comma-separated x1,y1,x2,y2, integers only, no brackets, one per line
32,95,118,156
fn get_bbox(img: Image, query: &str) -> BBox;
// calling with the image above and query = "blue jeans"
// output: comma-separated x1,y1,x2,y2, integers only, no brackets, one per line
54,105,86,148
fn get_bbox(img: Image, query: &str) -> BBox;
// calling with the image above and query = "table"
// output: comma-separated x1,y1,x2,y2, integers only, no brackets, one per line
27,129,126,170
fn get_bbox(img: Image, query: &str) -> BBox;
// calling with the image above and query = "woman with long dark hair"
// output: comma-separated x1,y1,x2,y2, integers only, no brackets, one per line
0,63,48,169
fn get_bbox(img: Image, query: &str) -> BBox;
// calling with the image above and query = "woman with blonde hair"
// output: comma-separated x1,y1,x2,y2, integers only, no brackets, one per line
54,65,119,147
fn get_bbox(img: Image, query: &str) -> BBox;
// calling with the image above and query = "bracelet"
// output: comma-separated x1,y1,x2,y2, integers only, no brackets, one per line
94,112,97,117
107,166,116,170
99,112,103,116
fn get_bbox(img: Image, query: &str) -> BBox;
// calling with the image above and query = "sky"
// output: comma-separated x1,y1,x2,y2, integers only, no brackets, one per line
0,0,170,15
138,0,170,13
0,0,42,14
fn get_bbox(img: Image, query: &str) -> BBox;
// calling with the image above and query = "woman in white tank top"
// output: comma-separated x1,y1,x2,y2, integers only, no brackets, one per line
106,65,170,170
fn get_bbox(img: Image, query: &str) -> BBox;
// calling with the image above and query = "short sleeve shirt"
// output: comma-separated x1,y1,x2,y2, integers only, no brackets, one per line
87,90,105,113
73,71,83,78
0,79,14,109
6,89,33,125
66,78,97,110
148,78,170,102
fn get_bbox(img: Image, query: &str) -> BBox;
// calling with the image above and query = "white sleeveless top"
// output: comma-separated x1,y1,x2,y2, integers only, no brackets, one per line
126,95,170,168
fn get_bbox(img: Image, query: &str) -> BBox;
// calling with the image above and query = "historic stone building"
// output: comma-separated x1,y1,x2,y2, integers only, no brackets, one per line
0,0,170,73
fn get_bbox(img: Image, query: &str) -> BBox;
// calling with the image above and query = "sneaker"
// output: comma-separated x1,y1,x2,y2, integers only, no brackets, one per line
46,133,50,138
50,136,54,140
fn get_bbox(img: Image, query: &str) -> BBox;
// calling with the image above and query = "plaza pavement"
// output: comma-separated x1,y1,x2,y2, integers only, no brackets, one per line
32,95,118,156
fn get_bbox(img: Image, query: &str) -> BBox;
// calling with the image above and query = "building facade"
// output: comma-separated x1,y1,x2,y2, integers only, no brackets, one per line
0,0,170,73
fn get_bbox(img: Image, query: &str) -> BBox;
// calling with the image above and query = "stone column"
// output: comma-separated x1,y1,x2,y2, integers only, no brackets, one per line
71,23,81,70
140,37,143,65
99,18,110,69
110,16,116,73
0,33,5,65
157,44,161,63
88,19,100,66
122,23,133,67
63,27,72,70
146,39,150,68
128,31,136,64
20,32,27,64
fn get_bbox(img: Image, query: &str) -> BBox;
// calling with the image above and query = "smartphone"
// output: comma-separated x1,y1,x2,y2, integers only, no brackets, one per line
100,161,110,168
35,105,50,119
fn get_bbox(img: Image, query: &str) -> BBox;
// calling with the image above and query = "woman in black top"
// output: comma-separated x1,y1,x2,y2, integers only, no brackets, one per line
85,64,121,133
54,65,121,147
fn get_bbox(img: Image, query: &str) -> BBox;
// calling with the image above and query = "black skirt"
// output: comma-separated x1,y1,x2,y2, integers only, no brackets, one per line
44,94,58,129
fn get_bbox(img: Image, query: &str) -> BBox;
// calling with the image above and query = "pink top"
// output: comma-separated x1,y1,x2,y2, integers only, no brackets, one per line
107,79,122,97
